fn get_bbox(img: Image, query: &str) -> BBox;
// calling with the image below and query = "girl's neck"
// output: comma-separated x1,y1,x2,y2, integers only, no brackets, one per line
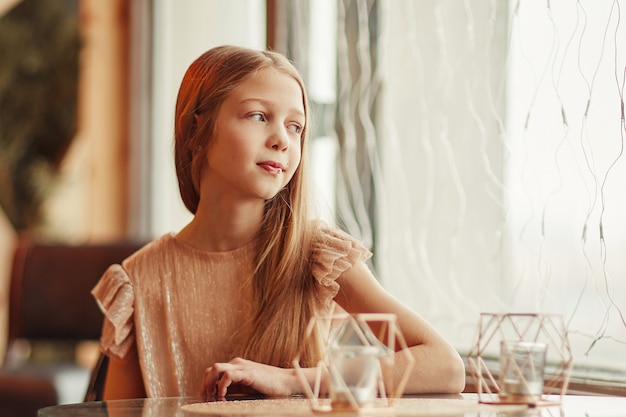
177,199,264,252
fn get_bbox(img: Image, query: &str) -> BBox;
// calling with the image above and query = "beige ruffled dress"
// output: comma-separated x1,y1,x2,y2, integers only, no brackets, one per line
91,224,371,398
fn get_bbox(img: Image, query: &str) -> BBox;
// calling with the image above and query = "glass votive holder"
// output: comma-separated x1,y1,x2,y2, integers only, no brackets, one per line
499,341,547,403
329,345,380,409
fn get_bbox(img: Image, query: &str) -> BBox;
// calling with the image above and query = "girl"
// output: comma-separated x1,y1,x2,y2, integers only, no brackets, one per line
92,45,465,400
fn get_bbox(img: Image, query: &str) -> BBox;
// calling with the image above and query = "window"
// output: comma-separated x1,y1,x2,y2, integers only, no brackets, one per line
283,0,626,375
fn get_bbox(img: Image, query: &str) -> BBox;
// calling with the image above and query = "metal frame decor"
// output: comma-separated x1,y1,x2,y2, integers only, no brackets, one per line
467,313,573,406
293,313,414,413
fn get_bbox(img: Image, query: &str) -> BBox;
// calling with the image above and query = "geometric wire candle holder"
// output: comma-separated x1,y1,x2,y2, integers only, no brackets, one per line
466,313,573,407
293,313,414,413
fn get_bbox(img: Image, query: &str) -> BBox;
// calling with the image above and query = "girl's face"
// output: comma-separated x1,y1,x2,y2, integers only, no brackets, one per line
199,68,305,204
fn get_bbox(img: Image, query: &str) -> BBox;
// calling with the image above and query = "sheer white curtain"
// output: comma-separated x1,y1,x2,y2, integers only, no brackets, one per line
290,0,626,373
379,0,626,372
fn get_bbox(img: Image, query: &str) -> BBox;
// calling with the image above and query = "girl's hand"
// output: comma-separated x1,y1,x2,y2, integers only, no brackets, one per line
202,357,300,399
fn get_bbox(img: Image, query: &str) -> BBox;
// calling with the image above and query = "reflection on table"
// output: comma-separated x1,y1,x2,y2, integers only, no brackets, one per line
38,393,626,417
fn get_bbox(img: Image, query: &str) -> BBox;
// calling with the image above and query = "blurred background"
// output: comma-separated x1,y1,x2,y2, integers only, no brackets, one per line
1,0,625,406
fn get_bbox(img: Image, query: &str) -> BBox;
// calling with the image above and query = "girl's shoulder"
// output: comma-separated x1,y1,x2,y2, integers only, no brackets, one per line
309,220,372,280
310,220,372,257
308,221,372,309
123,233,177,262
118,233,190,282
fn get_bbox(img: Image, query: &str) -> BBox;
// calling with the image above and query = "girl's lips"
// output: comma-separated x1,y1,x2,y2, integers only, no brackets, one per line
257,161,285,175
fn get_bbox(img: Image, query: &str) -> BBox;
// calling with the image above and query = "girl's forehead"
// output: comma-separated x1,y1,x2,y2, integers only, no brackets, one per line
238,68,301,93
228,68,306,115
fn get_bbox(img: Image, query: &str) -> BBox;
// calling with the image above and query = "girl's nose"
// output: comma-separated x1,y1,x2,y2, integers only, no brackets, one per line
267,125,289,151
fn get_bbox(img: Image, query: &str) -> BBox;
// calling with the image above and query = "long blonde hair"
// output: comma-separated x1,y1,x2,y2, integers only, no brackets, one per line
174,45,319,367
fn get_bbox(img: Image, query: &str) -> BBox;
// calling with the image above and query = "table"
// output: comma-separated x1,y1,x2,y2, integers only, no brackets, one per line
38,394,626,417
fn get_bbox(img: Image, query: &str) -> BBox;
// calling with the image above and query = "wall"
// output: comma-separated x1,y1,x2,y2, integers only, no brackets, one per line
43,0,129,242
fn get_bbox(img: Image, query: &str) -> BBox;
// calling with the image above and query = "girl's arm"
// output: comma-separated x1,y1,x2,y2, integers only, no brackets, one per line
333,261,466,394
103,344,147,400
202,357,319,398
200,261,465,397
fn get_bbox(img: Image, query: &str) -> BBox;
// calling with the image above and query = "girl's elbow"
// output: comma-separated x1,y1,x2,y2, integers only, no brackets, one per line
442,352,466,394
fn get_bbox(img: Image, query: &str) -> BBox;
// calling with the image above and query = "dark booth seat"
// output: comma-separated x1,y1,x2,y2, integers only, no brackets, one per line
0,235,143,415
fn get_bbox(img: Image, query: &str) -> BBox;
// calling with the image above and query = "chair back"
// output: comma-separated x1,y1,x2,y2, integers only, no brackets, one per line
2,235,143,406
7,235,142,345
84,352,109,401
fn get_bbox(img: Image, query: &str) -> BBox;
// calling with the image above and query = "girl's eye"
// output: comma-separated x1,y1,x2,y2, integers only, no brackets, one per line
250,113,266,122
288,123,303,135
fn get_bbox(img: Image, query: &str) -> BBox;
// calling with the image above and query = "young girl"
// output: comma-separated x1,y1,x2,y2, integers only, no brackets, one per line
92,45,465,400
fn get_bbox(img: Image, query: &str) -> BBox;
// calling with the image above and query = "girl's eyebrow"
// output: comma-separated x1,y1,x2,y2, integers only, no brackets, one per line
239,97,305,119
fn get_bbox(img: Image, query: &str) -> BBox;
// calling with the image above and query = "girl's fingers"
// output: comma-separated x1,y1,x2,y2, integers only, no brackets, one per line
204,359,274,398
204,364,243,398
202,367,214,398
202,367,224,398
215,372,232,397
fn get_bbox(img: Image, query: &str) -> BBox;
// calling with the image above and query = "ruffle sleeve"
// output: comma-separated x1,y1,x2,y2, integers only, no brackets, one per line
91,264,135,359
311,223,373,310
